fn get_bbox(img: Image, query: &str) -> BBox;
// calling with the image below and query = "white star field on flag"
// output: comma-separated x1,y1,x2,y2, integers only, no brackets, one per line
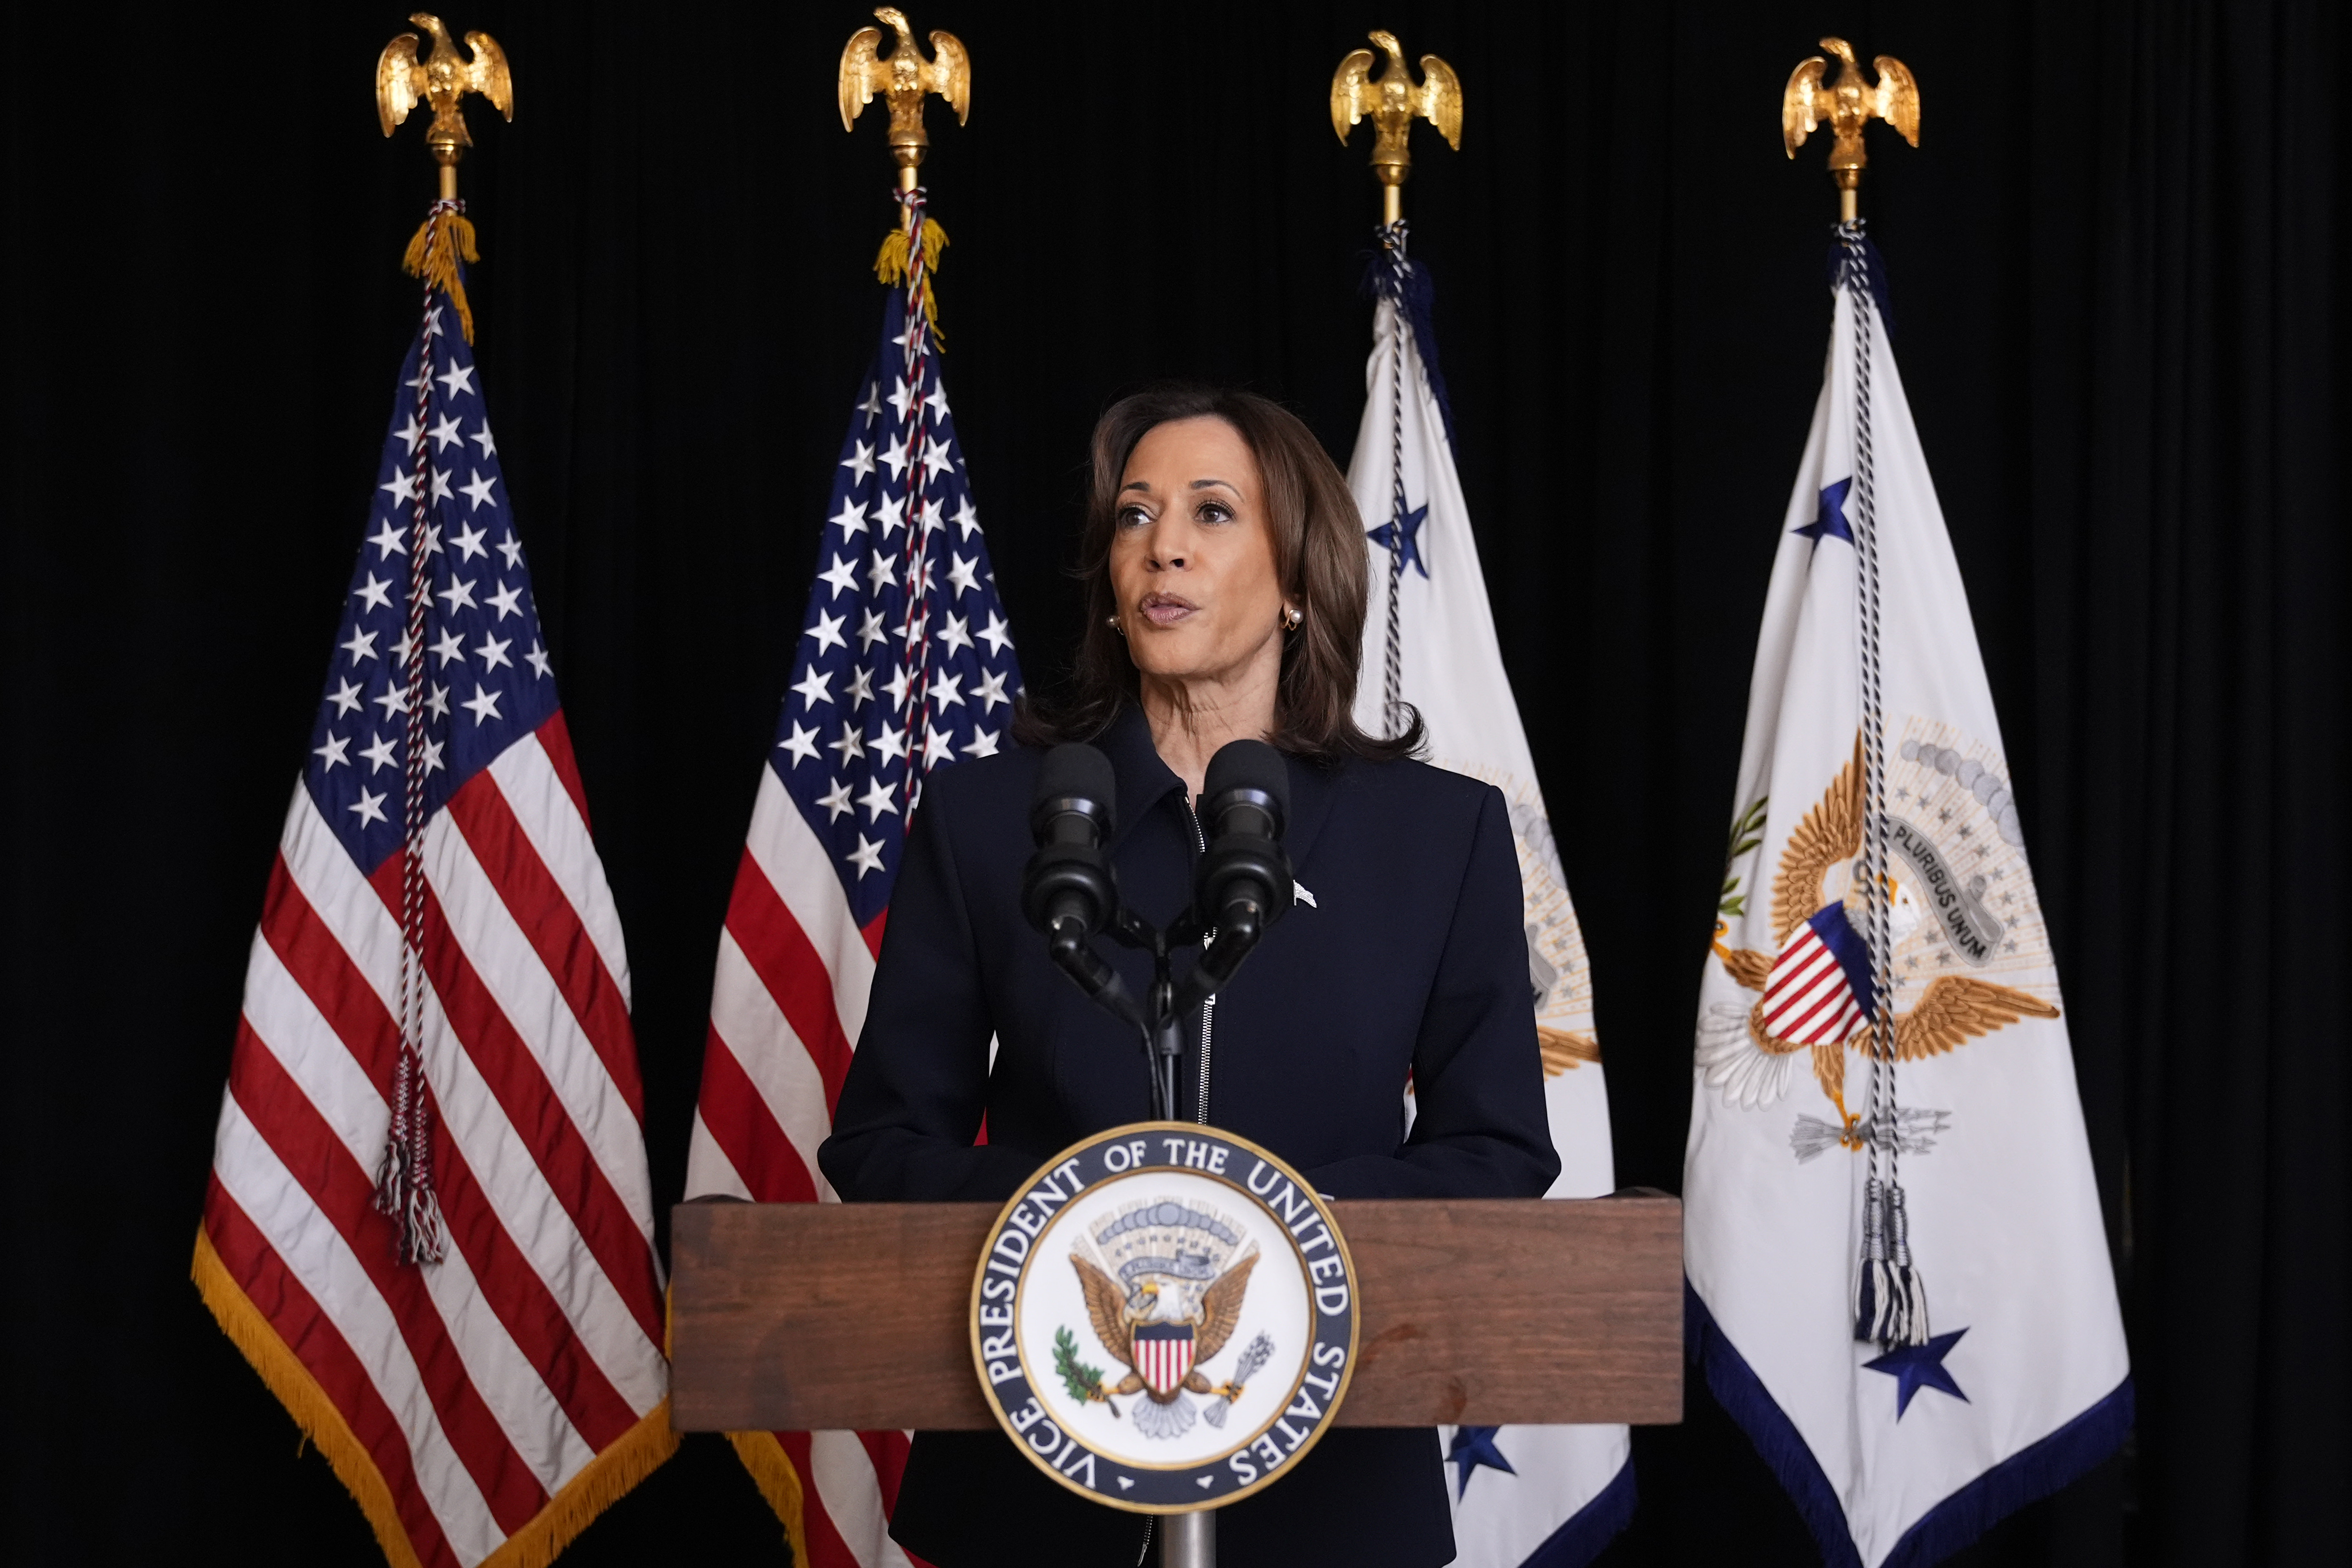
302,308,556,871
769,282,1022,925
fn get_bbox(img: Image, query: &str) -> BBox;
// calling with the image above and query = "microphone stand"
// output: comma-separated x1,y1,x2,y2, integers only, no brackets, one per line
1056,902,1212,1124
1064,894,1283,1129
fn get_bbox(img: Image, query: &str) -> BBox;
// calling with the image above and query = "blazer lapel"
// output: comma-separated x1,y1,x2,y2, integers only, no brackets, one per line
1279,753,1345,888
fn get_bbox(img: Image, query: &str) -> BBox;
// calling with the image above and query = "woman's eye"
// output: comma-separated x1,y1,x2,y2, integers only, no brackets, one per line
1198,502,1234,525
1116,506,1151,530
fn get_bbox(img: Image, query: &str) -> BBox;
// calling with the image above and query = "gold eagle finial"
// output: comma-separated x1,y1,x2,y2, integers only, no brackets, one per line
376,14,513,198
839,8,972,190
1330,30,1462,224
1783,37,1918,220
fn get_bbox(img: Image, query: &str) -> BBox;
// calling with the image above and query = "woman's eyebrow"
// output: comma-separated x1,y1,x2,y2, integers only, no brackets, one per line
1189,478,1239,494
1120,480,1153,495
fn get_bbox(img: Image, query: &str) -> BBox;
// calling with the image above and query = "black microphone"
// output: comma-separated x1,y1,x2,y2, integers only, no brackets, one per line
1180,741,1294,1006
1021,744,1137,1020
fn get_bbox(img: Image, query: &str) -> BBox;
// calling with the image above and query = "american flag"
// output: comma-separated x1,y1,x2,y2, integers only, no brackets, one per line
193,242,674,1568
683,193,1021,1568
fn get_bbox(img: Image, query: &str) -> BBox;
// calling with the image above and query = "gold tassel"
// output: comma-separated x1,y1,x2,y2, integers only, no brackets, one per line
402,210,482,343
873,216,951,346
194,1225,682,1568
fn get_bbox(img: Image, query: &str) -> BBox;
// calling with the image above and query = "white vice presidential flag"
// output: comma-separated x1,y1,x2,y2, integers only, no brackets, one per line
1348,231,1633,1567
1684,231,2130,1567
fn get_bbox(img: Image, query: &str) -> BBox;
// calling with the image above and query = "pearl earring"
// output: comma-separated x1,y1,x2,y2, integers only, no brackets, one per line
1107,614,1126,637
1281,605,1304,631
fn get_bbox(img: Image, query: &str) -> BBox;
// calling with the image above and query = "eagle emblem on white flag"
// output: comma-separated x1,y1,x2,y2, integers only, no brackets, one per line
1701,735,2061,1149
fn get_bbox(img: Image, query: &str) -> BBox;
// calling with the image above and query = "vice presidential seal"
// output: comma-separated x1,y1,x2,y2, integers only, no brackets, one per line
969,1122,1358,1512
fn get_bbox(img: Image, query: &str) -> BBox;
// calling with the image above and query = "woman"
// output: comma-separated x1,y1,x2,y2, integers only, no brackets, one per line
820,386,1558,1567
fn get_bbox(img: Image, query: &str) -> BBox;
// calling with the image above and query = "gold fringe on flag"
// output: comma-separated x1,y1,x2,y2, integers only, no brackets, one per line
193,1226,423,1568
192,1226,681,1568
486,1406,678,1568
403,209,483,343
726,1430,814,1568
873,217,951,345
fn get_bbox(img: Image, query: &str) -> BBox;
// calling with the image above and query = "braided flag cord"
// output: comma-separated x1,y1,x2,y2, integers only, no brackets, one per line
1379,221,1411,736
683,185,1021,1568
196,209,674,1568
378,198,462,1266
1840,222,1927,1351
887,188,950,822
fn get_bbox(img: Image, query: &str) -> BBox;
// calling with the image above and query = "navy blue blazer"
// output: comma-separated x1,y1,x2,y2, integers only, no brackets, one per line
820,703,1560,1568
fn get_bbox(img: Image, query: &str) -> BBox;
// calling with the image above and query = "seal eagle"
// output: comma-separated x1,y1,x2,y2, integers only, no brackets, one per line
1070,1250,1258,1441
1707,737,2058,1131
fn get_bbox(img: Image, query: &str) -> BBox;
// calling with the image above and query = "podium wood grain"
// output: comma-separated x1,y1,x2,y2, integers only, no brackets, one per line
671,1193,1682,1431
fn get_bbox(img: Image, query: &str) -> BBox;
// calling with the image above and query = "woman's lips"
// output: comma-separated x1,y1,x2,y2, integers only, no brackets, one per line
1137,593,1198,626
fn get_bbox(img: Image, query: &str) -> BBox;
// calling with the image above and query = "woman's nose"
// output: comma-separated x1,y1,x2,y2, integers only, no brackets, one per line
1146,519,1189,571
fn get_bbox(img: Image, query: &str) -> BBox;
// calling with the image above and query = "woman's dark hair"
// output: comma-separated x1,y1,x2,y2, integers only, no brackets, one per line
1016,384,1423,762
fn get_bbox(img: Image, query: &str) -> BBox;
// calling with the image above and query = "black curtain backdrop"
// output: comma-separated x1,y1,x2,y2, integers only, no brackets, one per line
6,1,2345,1563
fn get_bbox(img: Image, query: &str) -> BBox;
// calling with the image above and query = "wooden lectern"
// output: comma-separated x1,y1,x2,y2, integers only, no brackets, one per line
671,1191,1683,1436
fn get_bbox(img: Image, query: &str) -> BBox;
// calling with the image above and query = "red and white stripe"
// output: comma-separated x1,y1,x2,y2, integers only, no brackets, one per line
202,717,669,1568
1759,922,1868,1047
685,766,927,1568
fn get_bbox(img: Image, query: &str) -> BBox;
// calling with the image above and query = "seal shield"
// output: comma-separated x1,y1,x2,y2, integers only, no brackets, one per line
1133,1322,1197,1398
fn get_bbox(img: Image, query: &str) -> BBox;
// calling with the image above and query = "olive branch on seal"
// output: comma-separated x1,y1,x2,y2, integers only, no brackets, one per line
1053,1325,1120,1416
1719,796,1769,918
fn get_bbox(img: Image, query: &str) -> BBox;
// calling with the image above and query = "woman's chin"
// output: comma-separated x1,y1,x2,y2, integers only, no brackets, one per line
1127,625,1215,673
1129,621,1291,691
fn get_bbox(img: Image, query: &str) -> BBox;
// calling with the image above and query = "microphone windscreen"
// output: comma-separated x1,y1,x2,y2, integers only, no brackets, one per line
1035,743,1118,834
1202,739,1289,832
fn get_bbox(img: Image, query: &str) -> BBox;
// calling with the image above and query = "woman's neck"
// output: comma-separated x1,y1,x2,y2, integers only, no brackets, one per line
1138,667,1278,803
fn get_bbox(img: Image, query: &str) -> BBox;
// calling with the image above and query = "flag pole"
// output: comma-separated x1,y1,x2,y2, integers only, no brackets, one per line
1781,35,1919,222
840,9,971,828
1783,36,1936,1350
1329,30,1462,227
1331,33,1462,737
365,14,516,1262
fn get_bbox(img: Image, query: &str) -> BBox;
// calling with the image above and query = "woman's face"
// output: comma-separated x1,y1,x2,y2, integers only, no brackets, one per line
1109,416,1294,691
